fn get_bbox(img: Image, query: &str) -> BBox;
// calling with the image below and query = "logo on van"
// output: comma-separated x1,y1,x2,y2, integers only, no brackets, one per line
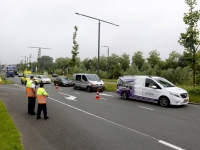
145,92,154,96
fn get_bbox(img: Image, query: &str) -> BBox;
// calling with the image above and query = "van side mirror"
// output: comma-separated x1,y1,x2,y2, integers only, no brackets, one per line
152,85,157,89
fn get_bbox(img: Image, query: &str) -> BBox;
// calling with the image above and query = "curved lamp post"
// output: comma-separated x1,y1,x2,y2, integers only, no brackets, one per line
75,13,119,77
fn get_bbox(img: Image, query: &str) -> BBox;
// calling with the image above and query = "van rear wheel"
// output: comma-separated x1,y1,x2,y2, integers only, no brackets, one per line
73,84,77,90
86,86,91,92
159,96,170,107
121,91,129,100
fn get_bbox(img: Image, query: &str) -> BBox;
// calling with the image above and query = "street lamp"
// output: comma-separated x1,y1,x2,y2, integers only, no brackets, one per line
101,46,109,79
75,12,119,77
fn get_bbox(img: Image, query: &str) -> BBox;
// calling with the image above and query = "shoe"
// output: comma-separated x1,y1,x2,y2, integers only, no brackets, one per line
37,117,41,119
44,117,49,119
31,113,37,115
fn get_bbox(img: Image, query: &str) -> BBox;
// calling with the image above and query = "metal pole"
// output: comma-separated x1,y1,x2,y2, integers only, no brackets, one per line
98,20,100,77
107,47,109,79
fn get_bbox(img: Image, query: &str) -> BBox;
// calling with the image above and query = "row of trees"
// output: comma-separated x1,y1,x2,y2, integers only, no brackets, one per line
18,49,200,85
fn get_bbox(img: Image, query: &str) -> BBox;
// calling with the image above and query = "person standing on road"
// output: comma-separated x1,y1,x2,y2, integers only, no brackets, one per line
26,76,37,115
36,83,49,120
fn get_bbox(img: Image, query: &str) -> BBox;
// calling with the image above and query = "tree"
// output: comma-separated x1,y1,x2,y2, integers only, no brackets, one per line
146,50,161,68
39,56,53,71
70,26,79,68
131,51,145,71
178,0,200,87
119,53,130,72
165,51,181,69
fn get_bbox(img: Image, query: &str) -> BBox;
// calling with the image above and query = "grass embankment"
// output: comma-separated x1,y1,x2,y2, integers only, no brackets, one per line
0,100,24,150
104,80,200,103
0,77,14,84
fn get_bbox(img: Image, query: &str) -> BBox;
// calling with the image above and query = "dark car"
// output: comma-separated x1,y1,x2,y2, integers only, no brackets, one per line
52,74,58,77
54,76,73,87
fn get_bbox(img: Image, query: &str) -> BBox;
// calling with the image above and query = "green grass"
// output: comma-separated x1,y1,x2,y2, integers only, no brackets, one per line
0,77,14,84
0,100,24,150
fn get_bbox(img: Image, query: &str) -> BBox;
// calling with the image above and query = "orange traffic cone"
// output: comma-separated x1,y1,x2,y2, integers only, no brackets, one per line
55,84,58,90
95,89,100,100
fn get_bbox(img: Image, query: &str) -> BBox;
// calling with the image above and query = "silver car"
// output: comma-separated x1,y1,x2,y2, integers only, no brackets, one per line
38,75,51,84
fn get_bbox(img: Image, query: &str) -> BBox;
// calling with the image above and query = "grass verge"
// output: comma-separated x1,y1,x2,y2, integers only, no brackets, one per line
0,100,24,150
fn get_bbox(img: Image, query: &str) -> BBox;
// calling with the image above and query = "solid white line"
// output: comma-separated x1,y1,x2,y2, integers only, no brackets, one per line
100,98,107,100
158,140,185,150
138,106,153,110
59,89,63,90
47,97,185,150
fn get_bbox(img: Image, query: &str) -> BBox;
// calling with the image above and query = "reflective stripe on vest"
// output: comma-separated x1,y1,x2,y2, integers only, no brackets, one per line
37,88,48,104
26,80,35,97
37,95,47,104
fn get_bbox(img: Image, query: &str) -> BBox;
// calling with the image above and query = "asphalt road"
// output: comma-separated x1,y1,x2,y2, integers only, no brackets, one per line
0,77,200,150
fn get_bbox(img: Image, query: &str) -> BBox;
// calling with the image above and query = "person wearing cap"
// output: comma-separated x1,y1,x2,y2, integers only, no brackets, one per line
26,76,37,115
36,83,49,119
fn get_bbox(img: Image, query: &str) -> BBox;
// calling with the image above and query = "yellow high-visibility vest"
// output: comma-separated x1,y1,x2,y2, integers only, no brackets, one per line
26,80,35,97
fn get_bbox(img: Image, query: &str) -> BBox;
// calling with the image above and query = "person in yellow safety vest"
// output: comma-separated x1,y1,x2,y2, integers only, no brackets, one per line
26,76,37,115
36,83,49,120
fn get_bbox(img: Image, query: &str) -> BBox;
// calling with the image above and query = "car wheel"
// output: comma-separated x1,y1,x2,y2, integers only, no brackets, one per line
121,91,129,100
21,80,23,84
73,84,77,90
25,81,27,85
86,86,91,92
54,82,56,86
159,96,170,107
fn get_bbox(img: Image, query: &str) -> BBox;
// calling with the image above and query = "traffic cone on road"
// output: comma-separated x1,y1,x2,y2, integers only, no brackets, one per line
55,84,58,90
95,89,100,100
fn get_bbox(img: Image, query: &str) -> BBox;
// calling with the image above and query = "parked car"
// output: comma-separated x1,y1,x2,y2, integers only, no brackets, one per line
21,74,32,85
54,76,73,87
116,75,189,107
37,75,51,84
72,73,105,92
52,74,58,77
18,73,23,77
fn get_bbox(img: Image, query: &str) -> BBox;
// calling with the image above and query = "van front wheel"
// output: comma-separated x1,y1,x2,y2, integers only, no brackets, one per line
159,96,170,107
121,91,129,100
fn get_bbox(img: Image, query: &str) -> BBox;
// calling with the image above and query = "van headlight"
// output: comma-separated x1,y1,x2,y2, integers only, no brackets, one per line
169,92,180,98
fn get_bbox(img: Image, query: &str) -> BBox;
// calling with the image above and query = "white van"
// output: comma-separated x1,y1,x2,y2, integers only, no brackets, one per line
72,73,105,92
116,76,189,107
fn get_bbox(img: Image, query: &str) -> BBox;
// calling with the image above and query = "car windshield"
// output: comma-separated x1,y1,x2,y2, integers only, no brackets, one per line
26,74,32,78
86,75,100,81
60,77,70,81
154,77,175,88
41,75,49,78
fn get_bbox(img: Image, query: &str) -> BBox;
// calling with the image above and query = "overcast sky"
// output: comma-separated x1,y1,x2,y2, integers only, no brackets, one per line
1,0,200,65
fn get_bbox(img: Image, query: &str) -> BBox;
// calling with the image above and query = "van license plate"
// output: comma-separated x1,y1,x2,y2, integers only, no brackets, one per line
184,99,188,102
98,87,102,89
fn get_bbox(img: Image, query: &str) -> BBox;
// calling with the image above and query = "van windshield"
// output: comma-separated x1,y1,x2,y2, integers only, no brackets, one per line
154,78,175,88
86,75,100,81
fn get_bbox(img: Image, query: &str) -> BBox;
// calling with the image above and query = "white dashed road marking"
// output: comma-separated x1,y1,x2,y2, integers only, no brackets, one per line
138,106,153,110
48,97,185,150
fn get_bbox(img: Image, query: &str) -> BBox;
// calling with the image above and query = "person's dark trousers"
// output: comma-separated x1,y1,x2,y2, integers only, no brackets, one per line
28,97,36,114
37,104,48,118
